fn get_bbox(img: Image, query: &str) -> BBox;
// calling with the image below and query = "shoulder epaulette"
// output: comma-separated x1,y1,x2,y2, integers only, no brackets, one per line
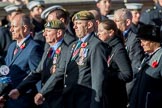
146,6,157,13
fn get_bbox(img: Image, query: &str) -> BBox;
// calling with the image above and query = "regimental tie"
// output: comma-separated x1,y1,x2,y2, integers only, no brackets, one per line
71,40,82,61
13,46,19,55
47,47,53,58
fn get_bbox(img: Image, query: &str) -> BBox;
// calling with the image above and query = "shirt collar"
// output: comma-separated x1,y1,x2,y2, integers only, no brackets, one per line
123,28,130,39
50,38,63,51
17,34,30,47
79,33,91,42
149,47,161,56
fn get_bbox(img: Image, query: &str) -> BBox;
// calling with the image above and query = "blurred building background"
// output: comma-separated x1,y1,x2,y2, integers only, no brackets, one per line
0,0,154,25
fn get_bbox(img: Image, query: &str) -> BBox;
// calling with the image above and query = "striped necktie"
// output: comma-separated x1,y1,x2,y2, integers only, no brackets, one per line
47,47,53,58
13,45,19,55
71,40,82,61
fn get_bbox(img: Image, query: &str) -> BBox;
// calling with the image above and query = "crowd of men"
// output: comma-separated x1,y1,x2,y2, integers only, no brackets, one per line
0,0,162,108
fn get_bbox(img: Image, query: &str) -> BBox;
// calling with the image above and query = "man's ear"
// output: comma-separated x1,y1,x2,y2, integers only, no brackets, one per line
87,21,94,29
56,29,63,38
23,25,28,32
126,19,131,27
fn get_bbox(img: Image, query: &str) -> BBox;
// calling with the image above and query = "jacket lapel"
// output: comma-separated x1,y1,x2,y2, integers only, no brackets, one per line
9,37,32,67
66,41,77,66
55,42,65,65
65,32,94,72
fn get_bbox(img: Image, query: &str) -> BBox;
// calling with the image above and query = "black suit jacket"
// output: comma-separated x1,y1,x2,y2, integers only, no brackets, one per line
64,33,109,108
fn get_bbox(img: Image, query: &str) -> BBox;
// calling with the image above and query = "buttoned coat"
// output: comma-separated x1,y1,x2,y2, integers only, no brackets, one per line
64,33,108,108
5,36,43,108
103,36,133,108
39,32,109,108
130,48,162,108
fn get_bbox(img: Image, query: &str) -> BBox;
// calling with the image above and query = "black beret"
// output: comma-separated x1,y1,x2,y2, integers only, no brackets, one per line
137,24,161,42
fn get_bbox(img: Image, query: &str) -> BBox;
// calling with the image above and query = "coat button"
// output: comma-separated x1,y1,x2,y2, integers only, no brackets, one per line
64,84,67,88
65,74,68,77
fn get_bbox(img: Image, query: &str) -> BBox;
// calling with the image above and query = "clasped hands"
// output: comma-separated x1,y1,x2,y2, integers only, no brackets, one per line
0,89,45,106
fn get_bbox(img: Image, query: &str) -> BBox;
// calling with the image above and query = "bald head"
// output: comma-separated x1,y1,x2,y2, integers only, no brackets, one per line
89,9,101,21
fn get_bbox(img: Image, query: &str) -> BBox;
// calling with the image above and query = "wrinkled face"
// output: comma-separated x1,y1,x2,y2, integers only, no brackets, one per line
31,6,44,18
97,23,110,41
114,18,126,32
10,16,24,41
43,28,58,45
140,39,154,53
131,10,141,25
73,20,89,38
97,0,111,16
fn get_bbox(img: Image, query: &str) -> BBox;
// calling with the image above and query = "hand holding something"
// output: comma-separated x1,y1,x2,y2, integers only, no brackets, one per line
34,93,44,105
8,89,20,99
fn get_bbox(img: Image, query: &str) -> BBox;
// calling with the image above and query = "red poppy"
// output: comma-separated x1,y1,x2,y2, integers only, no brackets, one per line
151,61,158,68
81,42,87,48
20,43,25,49
56,48,61,54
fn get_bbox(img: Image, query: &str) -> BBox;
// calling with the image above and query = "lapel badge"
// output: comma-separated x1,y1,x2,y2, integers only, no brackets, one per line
151,60,158,68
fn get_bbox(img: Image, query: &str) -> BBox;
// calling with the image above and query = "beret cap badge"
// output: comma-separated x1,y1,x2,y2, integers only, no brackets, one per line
44,20,65,29
72,10,95,22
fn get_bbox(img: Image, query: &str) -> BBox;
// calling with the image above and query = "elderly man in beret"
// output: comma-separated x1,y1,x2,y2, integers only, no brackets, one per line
34,5,76,50
34,10,109,108
8,19,74,108
27,0,45,34
129,25,162,108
